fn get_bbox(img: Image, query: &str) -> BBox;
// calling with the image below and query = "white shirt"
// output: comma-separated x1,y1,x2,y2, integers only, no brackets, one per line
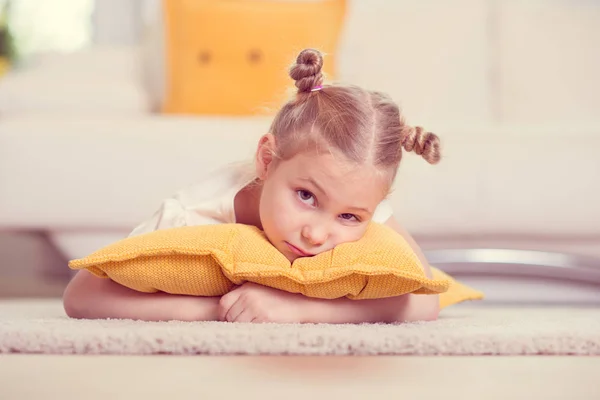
129,161,394,237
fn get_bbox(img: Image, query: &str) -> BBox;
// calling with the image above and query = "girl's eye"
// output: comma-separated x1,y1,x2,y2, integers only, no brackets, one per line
340,213,359,222
297,190,316,206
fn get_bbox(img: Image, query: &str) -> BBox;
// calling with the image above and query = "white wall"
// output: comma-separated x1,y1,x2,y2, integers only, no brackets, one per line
91,0,145,45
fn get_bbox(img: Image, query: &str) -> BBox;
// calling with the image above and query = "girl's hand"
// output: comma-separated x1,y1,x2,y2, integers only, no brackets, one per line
217,281,439,325
218,282,311,323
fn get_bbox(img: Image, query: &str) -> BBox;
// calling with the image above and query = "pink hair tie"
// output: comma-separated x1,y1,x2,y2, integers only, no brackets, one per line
310,85,323,92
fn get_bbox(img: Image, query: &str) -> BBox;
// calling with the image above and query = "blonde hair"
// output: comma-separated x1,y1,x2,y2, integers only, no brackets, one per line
268,48,441,186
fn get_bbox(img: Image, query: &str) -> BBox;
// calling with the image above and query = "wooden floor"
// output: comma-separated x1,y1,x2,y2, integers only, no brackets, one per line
1,355,598,399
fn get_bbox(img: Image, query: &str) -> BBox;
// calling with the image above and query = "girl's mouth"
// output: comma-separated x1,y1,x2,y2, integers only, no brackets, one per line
285,242,314,257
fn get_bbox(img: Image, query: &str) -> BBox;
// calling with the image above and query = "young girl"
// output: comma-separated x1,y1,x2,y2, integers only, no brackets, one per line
63,49,442,324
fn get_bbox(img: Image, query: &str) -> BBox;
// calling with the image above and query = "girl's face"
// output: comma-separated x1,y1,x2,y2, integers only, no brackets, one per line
255,135,390,262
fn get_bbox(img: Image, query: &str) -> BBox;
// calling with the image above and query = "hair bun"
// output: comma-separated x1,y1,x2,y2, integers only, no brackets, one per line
289,49,324,94
401,126,441,164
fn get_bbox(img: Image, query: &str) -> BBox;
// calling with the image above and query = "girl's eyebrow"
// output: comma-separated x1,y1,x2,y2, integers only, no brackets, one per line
299,177,372,214
347,205,372,214
299,177,328,199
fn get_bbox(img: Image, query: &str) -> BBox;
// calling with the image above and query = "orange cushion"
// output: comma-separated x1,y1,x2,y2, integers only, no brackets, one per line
69,222,484,308
161,0,347,115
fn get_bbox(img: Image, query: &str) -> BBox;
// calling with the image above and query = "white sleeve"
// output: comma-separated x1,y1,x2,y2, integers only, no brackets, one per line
127,198,188,237
371,198,394,224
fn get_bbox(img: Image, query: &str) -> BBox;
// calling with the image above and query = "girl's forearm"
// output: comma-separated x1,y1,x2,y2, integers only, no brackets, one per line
64,271,440,324
303,293,440,324
63,271,220,322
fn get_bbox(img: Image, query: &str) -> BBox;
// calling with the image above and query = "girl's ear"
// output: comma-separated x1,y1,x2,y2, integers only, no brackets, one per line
255,133,276,180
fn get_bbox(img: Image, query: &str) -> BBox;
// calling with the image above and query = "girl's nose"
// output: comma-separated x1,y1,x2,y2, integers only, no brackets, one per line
301,223,328,246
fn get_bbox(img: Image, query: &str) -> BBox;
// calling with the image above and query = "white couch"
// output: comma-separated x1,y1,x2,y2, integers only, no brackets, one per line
1,0,599,303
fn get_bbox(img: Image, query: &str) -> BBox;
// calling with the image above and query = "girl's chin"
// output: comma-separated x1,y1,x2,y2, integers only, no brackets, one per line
261,235,296,261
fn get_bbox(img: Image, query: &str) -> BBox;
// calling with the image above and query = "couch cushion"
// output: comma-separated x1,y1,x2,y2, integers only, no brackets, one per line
496,0,600,126
0,116,598,236
161,0,347,116
0,46,150,115
337,0,491,127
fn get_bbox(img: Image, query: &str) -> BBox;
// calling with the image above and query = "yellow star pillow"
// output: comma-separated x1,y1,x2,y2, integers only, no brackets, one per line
161,0,347,115
69,223,483,309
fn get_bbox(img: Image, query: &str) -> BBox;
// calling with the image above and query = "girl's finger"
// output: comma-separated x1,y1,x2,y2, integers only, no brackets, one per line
232,308,256,323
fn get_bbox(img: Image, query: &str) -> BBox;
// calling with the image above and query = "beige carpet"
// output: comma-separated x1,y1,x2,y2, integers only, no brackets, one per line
1,299,599,356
